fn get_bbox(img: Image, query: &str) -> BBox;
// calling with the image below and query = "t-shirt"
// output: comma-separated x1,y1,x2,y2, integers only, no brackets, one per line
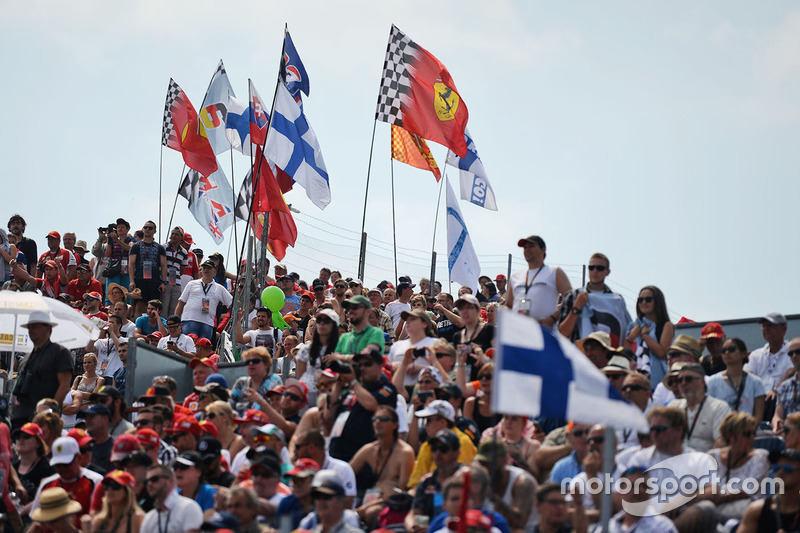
179,279,233,327
141,491,203,533
181,250,200,289
129,241,166,281
385,301,411,329
335,326,386,355
329,376,397,461
66,277,104,304
706,371,766,416
134,315,167,336
388,337,438,387
280,294,301,314
94,338,122,377
12,340,73,422
157,333,196,354
178,483,217,511
163,244,189,287
243,328,282,353
667,396,731,452
38,248,77,272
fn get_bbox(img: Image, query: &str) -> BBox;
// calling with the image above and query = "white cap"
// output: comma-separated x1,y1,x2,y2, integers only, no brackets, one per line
50,437,79,466
415,399,455,422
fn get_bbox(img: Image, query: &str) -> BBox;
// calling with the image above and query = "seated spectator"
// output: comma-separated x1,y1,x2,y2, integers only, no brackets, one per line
140,463,203,532
133,299,168,339
174,451,217,512
29,487,84,532
707,337,766,421
85,469,145,533
773,337,800,435
480,414,540,476
198,436,235,488
204,401,245,461
276,458,321,530
225,486,265,533
667,362,730,451
426,465,510,533
600,467,677,533
294,429,357,508
231,347,284,416
300,470,364,533
405,429,463,530
71,353,103,398
12,423,55,513
475,439,538,531
463,363,501,435
157,315,197,358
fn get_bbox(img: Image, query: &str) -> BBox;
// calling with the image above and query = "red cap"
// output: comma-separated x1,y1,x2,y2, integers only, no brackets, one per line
700,322,725,340
189,356,218,372
285,379,309,404
135,428,160,449
66,428,93,448
198,420,219,438
174,405,194,418
301,291,315,301
110,434,141,462
187,333,199,342
20,422,44,439
233,409,270,426
165,415,202,437
183,233,193,244
47,231,60,240
104,469,136,489
147,331,163,339
265,385,286,397
495,274,507,281
287,458,320,477
195,338,213,348
83,291,102,301
43,260,58,269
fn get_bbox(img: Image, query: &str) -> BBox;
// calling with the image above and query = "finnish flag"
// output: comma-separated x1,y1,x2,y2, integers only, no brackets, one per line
493,311,649,432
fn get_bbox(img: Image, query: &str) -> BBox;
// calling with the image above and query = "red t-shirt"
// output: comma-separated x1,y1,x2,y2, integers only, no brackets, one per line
184,251,199,278
85,311,109,321
66,277,104,304
40,474,97,527
38,248,76,272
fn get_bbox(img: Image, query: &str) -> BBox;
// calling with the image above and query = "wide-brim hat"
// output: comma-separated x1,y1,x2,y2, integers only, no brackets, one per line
107,283,128,297
21,311,57,328
669,334,702,359
576,331,621,354
31,487,82,522
128,288,142,300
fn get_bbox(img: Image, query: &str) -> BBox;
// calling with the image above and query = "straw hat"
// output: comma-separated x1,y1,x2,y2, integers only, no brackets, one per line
107,283,128,297
31,487,82,522
128,288,142,300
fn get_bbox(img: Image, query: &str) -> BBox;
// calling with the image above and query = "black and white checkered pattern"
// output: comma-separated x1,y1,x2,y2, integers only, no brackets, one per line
375,25,415,125
234,168,253,221
161,78,182,148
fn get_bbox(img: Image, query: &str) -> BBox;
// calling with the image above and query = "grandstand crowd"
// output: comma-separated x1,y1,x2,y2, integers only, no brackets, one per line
0,214,797,533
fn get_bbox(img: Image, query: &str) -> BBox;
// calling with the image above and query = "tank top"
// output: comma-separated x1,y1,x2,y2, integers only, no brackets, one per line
510,265,558,321
502,465,539,531
758,495,800,532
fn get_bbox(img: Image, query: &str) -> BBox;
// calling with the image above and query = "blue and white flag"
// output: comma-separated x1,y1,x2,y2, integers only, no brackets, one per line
445,128,498,211
225,95,265,157
199,60,236,155
178,167,236,244
445,177,480,290
282,29,310,105
577,292,633,348
264,82,330,210
493,311,649,432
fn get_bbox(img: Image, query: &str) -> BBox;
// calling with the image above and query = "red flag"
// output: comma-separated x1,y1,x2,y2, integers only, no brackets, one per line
376,25,469,158
251,148,297,261
162,79,218,177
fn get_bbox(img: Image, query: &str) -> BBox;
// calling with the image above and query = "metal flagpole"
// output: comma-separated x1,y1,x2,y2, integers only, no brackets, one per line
230,147,239,268
390,158,399,286
158,145,164,243
166,164,187,234
429,164,446,294
357,120,378,281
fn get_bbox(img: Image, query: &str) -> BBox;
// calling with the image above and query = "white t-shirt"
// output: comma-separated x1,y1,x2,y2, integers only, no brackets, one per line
94,338,122,377
510,265,559,321
157,333,196,354
388,337,438,387
141,491,203,533
243,328,282,352
120,321,135,338
179,279,233,326
385,300,411,329
667,396,731,452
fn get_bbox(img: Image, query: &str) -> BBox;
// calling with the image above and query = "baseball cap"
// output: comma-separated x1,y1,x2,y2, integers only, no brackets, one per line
300,290,315,301
476,439,508,463
415,399,456,422
249,447,282,474
343,295,372,309
311,470,345,496
700,322,725,340
183,233,193,244
418,365,443,384
50,437,80,466
47,231,61,240
147,331,163,340
517,235,546,248
194,338,214,349
76,264,91,273
83,291,102,301
200,259,217,269
110,434,141,462
136,428,160,449
287,458,321,478
194,382,230,403
175,451,202,468
428,429,460,450
353,349,384,365
233,409,270,426
315,308,340,327
90,385,121,403
201,513,241,533
437,382,463,400
104,470,136,489
14,422,44,440
396,282,415,293
165,416,202,437
77,403,112,419
65,428,94,448
198,420,219,438
249,423,287,444
760,312,788,326
455,418,480,445
189,356,217,372
205,373,229,388
138,386,171,404
454,294,480,310
367,287,382,296
197,437,223,463
285,378,309,404
495,274,507,281
265,385,287,397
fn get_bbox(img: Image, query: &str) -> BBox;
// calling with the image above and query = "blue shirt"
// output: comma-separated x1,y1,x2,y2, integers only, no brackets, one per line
550,451,583,486
277,494,308,530
179,483,217,512
135,315,167,335
707,371,766,416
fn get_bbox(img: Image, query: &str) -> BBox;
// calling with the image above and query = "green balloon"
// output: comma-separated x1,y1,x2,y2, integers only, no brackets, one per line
261,286,285,312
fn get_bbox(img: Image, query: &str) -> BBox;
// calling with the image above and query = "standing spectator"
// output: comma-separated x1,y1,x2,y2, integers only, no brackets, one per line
237,307,281,354
745,312,792,421
162,227,189,316
38,230,78,281
625,285,675,389
11,311,73,429
296,309,340,407
7,214,37,275
179,233,200,291
128,220,167,318
505,235,572,327
773,337,800,434
140,464,203,533
176,259,232,341
385,282,414,329
13,259,67,298
102,218,135,302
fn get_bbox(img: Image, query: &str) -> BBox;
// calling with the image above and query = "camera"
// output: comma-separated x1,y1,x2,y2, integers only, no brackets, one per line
107,223,117,233
418,391,433,403
413,348,427,358
329,360,352,374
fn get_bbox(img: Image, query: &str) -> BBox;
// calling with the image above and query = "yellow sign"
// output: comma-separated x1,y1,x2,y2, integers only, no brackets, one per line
433,81,459,122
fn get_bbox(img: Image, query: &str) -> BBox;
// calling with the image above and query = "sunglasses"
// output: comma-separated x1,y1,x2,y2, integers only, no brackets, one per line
335,284,347,289
587,436,604,445
587,265,607,272
676,376,698,384
135,419,153,427
146,475,168,484
607,373,626,381
622,384,648,392
316,317,333,325
372,415,392,423
102,481,124,491
349,283,361,287
431,445,452,454
637,296,654,304
479,374,493,380
650,425,670,434
789,349,800,358
246,358,263,366
419,380,436,386
721,346,739,354
571,429,587,438
284,392,303,402
357,361,375,368
773,464,798,474
143,226,155,231
80,445,94,454
435,352,450,358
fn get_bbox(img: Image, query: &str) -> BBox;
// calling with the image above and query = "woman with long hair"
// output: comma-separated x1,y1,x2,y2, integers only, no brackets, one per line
707,338,766,422
32,411,62,456
86,470,145,532
296,309,340,407
207,253,236,288
230,347,283,416
625,285,674,389
71,353,103,399
12,423,54,514
463,362,501,435
205,400,246,461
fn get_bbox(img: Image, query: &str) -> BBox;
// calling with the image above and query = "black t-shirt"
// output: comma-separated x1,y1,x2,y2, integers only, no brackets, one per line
435,316,457,343
412,464,461,519
91,437,115,472
453,323,495,353
129,241,166,281
12,457,55,499
13,340,73,422
17,236,37,275
329,376,398,461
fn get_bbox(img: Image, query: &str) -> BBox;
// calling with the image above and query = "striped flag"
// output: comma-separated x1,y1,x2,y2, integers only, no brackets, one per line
391,125,441,181
493,311,649,432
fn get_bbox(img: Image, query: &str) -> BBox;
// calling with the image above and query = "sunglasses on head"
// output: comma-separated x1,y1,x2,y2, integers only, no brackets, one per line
637,296,654,304
587,265,607,272
622,384,648,392
246,358,263,366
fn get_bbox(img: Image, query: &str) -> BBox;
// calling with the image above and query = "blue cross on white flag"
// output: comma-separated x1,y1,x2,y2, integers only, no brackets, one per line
445,128,498,211
493,311,649,432
445,177,480,290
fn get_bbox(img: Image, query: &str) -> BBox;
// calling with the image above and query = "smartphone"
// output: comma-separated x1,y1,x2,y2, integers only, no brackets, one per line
418,391,433,403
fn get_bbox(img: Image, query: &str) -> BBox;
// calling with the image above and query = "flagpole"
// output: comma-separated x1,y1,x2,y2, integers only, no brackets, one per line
166,164,187,234
158,145,164,243
357,119,378,281
430,165,446,293
229,146,239,269
390,158,399,286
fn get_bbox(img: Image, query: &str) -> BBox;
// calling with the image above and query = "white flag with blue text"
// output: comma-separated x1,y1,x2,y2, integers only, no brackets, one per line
445,128,498,211
446,177,480,290
178,167,236,244
199,60,235,155
493,311,649,432
264,82,330,210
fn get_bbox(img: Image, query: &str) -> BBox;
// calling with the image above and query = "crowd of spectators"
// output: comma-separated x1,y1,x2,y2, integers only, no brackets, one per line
0,216,797,533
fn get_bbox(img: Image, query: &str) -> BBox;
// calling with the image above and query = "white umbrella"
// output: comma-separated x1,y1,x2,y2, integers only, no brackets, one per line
0,291,100,353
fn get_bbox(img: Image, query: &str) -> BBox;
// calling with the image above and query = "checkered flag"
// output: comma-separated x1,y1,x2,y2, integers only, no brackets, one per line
161,78,183,150
375,25,415,125
234,168,253,221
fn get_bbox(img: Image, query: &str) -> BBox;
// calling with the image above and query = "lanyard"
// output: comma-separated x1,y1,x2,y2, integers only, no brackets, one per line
349,328,368,355
157,510,171,533
201,282,212,296
686,396,707,440
524,266,544,294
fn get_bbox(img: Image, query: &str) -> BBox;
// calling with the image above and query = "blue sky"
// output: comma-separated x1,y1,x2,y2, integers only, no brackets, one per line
2,2,798,322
